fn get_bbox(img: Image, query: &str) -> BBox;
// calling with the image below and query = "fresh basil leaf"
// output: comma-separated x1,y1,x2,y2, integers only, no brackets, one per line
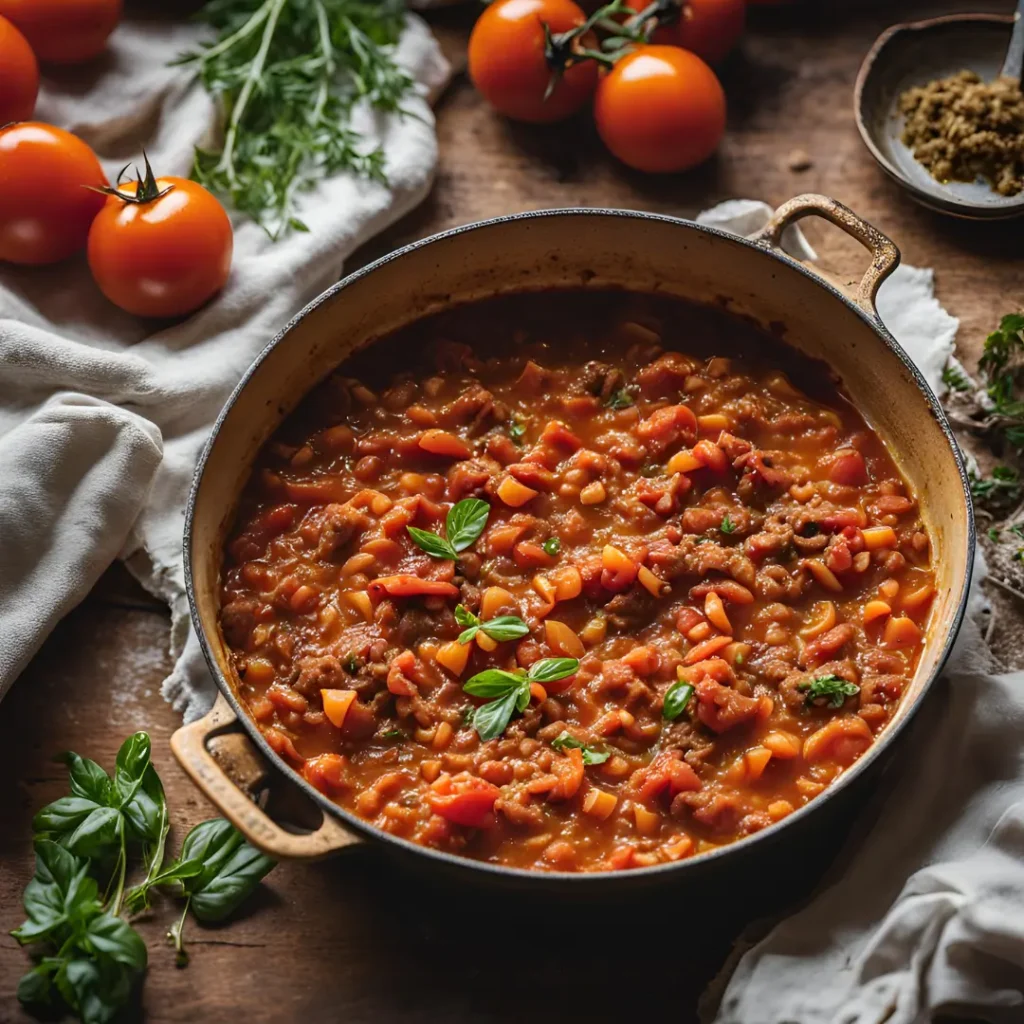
798,674,860,709
122,763,166,844
113,732,151,807
663,681,694,720
65,806,123,860
457,624,480,644
33,796,102,843
446,498,490,553
468,691,518,742
84,913,147,971
463,669,523,698
63,954,136,1024
514,681,532,713
406,526,457,560
59,753,112,805
480,616,530,642
542,537,561,556
13,841,97,945
550,731,610,765
16,958,60,1008
527,657,579,684
454,604,479,629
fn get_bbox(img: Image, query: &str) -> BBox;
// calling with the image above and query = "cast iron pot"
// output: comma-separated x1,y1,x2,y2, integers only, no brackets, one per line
173,194,975,890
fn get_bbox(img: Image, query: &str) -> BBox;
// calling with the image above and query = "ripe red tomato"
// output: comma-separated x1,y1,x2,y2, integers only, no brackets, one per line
468,0,599,124
0,15,37,122
0,0,121,64
87,171,233,318
0,123,108,265
594,45,726,173
625,0,744,65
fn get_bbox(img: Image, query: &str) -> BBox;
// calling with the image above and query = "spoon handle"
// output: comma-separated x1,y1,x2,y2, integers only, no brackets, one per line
1000,0,1024,78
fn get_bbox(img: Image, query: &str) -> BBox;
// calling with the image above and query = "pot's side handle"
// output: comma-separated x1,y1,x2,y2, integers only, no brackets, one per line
171,694,361,860
752,194,901,317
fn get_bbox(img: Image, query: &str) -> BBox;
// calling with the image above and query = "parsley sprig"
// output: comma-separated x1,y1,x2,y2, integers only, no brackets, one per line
463,658,579,740
13,733,275,1021
798,674,860,708
407,498,490,560
180,0,413,238
454,604,530,645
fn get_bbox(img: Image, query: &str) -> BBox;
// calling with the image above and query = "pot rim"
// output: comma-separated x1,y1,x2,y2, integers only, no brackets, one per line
184,206,975,884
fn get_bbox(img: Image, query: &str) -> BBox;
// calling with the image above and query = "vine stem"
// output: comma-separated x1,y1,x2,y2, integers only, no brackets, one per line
196,0,272,63
216,0,288,185
108,832,128,917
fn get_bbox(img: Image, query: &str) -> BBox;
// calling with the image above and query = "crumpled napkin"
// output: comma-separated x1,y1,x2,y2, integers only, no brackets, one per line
0,15,450,712
696,200,1024,1024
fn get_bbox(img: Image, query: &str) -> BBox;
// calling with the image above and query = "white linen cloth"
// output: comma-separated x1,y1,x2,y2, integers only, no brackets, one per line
0,15,450,710
697,201,1024,1024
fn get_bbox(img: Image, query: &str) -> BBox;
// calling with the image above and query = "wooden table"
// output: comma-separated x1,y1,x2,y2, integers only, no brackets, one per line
2,1,1021,1020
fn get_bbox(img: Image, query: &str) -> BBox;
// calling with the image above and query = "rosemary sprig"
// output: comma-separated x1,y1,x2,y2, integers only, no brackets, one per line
179,0,413,239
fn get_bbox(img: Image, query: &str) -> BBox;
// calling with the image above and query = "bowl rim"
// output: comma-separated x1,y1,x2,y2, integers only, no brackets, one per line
854,12,1024,221
184,206,976,884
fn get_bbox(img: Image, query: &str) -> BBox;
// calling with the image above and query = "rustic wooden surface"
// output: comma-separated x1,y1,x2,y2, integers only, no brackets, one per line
2,1,1021,1021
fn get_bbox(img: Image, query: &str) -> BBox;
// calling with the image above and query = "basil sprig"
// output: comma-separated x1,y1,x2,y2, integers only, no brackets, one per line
454,604,530,645
13,732,276,1020
798,674,860,708
663,680,695,720
407,497,490,560
550,731,610,765
463,658,579,740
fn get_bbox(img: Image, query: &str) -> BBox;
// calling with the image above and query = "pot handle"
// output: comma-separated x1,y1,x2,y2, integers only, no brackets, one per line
752,194,900,316
171,693,361,860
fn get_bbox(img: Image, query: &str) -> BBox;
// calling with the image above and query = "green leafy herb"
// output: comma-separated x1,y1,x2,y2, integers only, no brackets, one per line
454,604,530,645
798,674,860,708
381,729,404,740
662,680,694,720
507,418,527,445
16,734,275,1023
180,0,413,238
969,466,1022,507
720,514,736,535
343,652,360,675
550,731,610,765
463,658,579,740
605,387,636,410
543,537,561,557
941,364,972,393
407,498,491,560
978,314,1024,453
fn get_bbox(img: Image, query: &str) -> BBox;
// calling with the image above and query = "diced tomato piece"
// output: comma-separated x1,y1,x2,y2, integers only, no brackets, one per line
630,750,702,803
428,773,500,828
823,447,868,486
367,576,460,600
540,420,582,451
692,438,729,473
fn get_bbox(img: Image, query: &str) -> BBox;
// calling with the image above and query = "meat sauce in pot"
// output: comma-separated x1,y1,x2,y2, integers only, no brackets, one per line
219,291,934,873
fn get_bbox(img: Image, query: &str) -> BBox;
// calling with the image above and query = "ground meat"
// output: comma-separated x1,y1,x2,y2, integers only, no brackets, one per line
604,588,657,631
582,360,626,400
220,598,258,648
755,564,809,603
314,503,370,561
744,513,794,561
447,457,500,502
661,718,716,767
646,535,756,588
694,678,762,734
672,789,743,833
444,385,498,434
778,659,858,710
396,606,439,648
635,352,693,397
734,449,793,504
801,623,856,668
291,654,347,697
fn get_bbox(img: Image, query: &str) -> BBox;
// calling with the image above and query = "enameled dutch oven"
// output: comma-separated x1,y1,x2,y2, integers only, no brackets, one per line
173,194,974,890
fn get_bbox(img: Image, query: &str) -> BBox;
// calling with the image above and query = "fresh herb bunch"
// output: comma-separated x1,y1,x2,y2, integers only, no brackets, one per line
13,733,275,1023
180,0,413,238
463,657,579,740
798,675,860,709
407,498,490,561
979,313,1024,451
454,604,530,645
550,731,610,765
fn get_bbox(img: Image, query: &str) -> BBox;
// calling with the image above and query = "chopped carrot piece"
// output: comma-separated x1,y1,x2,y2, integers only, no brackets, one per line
552,565,583,601
861,525,897,550
722,641,751,666
663,834,694,860
686,621,712,642
622,646,659,675
633,804,661,836
806,559,843,592
767,800,794,821
879,578,900,600
883,615,922,648
582,789,618,821
420,760,442,783
762,731,801,759
533,574,556,604
666,449,703,474
545,619,585,659
436,640,470,676
602,544,634,575
497,476,538,507
862,600,892,626
343,590,373,622
901,584,935,613
698,413,730,432
418,429,473,460
580,481,607,505
692,438,728,473
244,657,275,686
638,564,670,597
476,632,499,653
529,681,548,703
744,746,772,780
704,591,733,634
480,586,516,619
684,633,733,665
579,615,607,646
321,689,357,729
803,716,873,765
486,524,528,555
799,600,836,639
368,576,460,600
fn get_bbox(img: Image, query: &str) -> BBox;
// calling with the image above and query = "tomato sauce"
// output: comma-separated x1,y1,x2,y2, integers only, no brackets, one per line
219,291,935,873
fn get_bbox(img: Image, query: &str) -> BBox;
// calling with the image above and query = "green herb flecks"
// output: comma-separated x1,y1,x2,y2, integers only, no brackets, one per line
454,604,530,646
969,465,1022,508
605,387,636,410
543,537,561,557
720,514,736,535
463,658,579,740
407,498,490,560
180,0,413,239
662,680,694,720
550,731,610,765
798,674,860,709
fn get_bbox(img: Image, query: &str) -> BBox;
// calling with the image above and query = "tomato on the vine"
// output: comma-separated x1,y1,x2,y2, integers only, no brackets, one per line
0,0,121,64
625,0,745,65
0,123,108,265
0,15,37,123
87,158,233,319
468,0,600,124
594,45,726,173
